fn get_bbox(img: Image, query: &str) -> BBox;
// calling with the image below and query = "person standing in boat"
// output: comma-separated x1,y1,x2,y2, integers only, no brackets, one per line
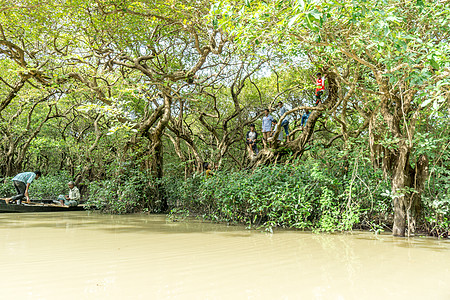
2,171,41,204
57,181,80,206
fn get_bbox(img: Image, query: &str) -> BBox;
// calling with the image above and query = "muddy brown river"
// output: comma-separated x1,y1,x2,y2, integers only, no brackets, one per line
0,212,449,299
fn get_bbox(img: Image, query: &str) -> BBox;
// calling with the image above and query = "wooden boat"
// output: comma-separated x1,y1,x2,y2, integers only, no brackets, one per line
0,199,85,213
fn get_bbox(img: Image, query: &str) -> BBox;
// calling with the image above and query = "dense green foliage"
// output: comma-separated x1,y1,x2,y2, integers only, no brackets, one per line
166,162,383,232
421,139,450,237
86,170,161,214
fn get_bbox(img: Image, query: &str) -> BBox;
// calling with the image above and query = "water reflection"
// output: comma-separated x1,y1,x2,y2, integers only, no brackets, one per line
0,212,449,299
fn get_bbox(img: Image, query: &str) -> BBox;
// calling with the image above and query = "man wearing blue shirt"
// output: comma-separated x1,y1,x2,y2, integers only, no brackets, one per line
301,109,311,128
277,101,290,139
2,171,41,204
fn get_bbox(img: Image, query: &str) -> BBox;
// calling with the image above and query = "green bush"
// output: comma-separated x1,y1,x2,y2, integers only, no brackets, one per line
422,158,450,237
0,177,15,197
165,162,389,232
31,172,72,199
85,169,157,214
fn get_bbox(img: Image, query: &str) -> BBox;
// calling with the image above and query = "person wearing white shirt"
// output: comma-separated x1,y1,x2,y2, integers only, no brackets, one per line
58,181,80,206
261,109,274,148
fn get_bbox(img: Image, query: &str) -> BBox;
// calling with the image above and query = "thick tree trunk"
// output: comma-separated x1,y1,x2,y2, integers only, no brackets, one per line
5,154,20,177
392,177,407,237
391,142,410,236
390,147,429,236
144,93,171,211
150,141,164,179
149,140,168,212
407,154,429,235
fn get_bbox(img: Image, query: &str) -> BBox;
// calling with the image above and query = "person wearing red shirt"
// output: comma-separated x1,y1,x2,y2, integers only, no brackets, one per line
315,72,327,105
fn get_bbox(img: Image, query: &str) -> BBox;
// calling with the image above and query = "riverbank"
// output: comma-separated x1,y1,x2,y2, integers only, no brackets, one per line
87,164,448,237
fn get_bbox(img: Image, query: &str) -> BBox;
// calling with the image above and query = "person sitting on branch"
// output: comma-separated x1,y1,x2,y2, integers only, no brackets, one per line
246,124,259,156
203,162,215,178
315,72,327,105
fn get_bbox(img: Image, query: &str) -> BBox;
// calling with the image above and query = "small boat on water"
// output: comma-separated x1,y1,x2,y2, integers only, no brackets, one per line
0,199,85,213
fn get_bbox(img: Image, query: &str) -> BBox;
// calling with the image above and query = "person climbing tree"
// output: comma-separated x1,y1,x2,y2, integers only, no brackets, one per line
300,109,311,129
271,120,284,142
261,109,274,148
246,124,259,156
315,72,327,105
277,101,289,138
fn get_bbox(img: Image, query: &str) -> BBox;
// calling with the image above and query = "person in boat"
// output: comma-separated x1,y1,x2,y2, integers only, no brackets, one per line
246,124,259,156
1,171,41,204
57,181,80,206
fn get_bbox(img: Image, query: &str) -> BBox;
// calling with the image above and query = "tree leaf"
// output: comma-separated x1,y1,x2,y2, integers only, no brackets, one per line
429,58,439,70
309,9,321,20
421,98,433,108
288,13,302,28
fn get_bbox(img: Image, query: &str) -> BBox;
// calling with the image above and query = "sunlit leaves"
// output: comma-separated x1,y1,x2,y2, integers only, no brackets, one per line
288,14,303,28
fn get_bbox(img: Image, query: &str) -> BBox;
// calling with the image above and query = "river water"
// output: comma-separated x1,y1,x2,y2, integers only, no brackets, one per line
0,212,449,300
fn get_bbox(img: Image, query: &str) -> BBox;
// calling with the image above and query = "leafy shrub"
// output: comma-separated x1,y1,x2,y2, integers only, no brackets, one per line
164,162,388,232
85,169,157,214
0,177,14,197
30,172,72,199
422,157,450,237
